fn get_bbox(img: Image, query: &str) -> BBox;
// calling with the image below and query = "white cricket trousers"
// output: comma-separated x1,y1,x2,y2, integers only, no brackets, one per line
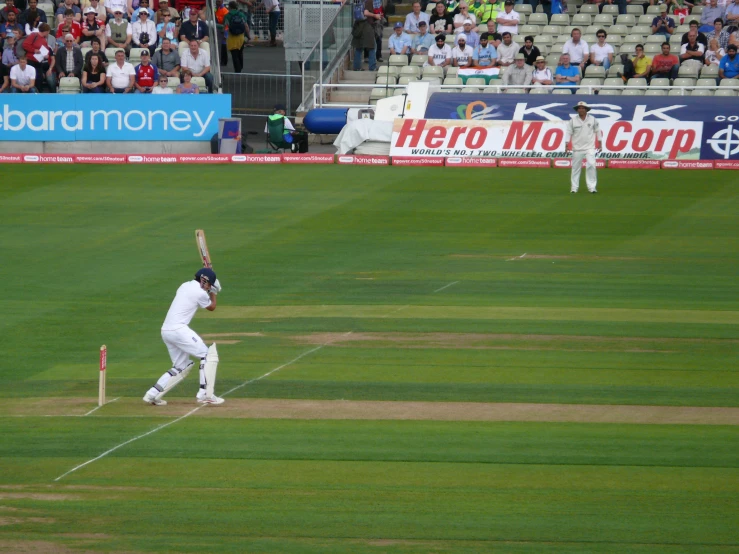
571,149,597,192
161,326,209,370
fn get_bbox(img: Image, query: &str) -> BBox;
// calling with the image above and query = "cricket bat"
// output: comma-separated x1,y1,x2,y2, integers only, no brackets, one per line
195,229,212,268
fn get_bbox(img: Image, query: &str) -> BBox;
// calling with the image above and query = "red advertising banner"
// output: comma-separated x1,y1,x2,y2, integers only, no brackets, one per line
243,154,283,164
445,157,497,167
608,159,661,169
0,154,23,163
72,154,128,164
661,160,714,169
282,153,335,164
497,158,551,168
552,158,607,169
336,155,390,165
392,156,446,166
714,160,739,169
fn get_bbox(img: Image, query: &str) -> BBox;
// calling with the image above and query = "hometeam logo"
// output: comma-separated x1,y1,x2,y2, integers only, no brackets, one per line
707,125,739,159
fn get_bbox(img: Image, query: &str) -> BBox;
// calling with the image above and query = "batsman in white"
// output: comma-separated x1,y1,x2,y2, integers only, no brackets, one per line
143,268,225,406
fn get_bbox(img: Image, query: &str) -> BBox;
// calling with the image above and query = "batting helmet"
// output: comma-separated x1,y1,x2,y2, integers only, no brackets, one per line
195,268,217,285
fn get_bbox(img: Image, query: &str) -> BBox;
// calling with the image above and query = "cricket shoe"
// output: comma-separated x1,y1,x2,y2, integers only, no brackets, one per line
143,392,167,406
198,394,225,406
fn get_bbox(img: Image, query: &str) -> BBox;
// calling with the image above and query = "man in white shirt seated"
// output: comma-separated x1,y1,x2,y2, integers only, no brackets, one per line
427,33,452,68
404,1,429,34
589,29,614,70
495,0,519,36
563,28,589,72
531,55,553,90
131,7,157,55
496,31,518,66
452,33,473,67
106,48,134,92
180,38,212,92
10,55,37,93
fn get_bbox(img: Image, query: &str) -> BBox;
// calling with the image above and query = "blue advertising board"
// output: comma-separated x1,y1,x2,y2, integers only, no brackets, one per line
0,95,231,141
422,94,739,160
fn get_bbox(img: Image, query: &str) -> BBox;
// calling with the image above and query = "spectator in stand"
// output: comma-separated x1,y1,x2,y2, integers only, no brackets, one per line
681,20,707,46
730,28,739,48
681,30,706,63
106,47,134,92
502,52,532,89
389,21,412,58
518,35,540,65
20,0,46,26
179,8,208,45
56,0,81,25
106,0,127,21
707,18,730,51
474,0,500,25
411,20,434,55
406,1,430,34
0,0,20,25
531,55,553,89
472,31,497,66
156,10,177,46
3,9,21,37
180,37,211,91
496,30,517,65
85,37,108,67
131,0,151,20
458,19,478,48
106,9,131,54
451,32,473,66
2,32,18,67
453,3,475,34
429,1,451,34
650,41,679,80
82,7,106,47
57,10,82,43
155,0,178,24
352,0,378,70
371,0,385,63
589,28,613,70
10,54,36,91
618,43,651,81
0,62,8,92
651,6,675,38
705,37,725,65
224,1,246,73
82,0,106,21
699,0,725,32
725,0,739,27
665,0,692,24
132,7,156,54
152,36,179,76
237,0,255,45
262,0,279,46
427,33,451,67
56,33,83,79
495,0,519,36
563,28,589,71
176,67,199,92
81,52,106,91
555,53,581,90
22,22,55,91
719,43,739,78
133,47,156,91
485,20,501,48
152,74,172,93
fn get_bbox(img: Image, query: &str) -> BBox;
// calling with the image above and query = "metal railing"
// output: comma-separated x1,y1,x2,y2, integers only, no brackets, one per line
309,83,738,109
205,0,222,91
299,0,354,110
223,72,303,116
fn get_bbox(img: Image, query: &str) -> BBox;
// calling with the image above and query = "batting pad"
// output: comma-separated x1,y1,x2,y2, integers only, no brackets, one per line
204,343,219,397
155,361,194,401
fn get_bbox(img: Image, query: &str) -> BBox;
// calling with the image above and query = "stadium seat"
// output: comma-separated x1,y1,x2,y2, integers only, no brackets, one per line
546,54,561,66
649,77,670,88
482,85,501,93
644,43,661,54
621,42,640,55
696,78,717,89
375,75,397,85
621,88,645,95
167,77,180,91
397,76,415,85
627,77,647,88
370,87,396,101
461,87,483,92
631,25,652,36
81,47,92,60
541,25,563,36
389,55,408,67
585,65,606,78
685,14,700,25
410,55,426,66
423,66,444,78
609,35,623,46
720,78,739,88
550,14,569,26
608,24,628,36
701,65,719,77
602,4,619,15
625,34,645,43
691,5,703,14
58,77,80,94
191,76,207,92
638,14,653,26
607,64,623,78
200,42,210,53
517,4,533,15
714,89,737,96
644,88,667,95
646,34,664,43
552,88,575,94
690,88,712,96
528,13,548,26
580,77,603,92
178,42,189,56
668,88,689,96
536,35,554,47
582,34,597,44
466,77,487,86
603,76,624,91
627,5,644,15
675,24,691,34
505,87,527,93
616,14,635,26
443,77,462,85
520,24,541,35
579,3,598,14
420,76,442,84
646,5,662,14
105,47,118,61
678,64,700,78
399,65,421,79
377,66,399,77
593,14,613,26
529,86,550,93
129,48,145,65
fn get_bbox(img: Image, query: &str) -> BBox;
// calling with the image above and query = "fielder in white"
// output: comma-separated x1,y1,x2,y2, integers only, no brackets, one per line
143,268,225,406
565,101,602,194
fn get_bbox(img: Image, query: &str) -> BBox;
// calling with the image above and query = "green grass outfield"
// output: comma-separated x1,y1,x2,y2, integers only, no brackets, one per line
0,165,737,552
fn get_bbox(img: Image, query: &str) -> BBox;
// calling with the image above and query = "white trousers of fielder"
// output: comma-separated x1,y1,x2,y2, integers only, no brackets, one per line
162,326,209,369
571,149,597,192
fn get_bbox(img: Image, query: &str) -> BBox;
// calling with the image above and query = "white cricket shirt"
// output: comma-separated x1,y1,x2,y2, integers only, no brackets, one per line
162,280,212,330
565,114,601,152
428,43,451,65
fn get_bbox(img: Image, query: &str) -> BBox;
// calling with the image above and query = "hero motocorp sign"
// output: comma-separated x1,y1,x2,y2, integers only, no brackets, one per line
0,95,231,141
415,94,739,160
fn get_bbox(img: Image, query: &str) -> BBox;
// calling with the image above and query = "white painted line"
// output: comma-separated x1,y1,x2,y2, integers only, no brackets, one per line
83,397,120,417
381,305,409,318
433,281,459,294
53,339,343,482
506,253,527,261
